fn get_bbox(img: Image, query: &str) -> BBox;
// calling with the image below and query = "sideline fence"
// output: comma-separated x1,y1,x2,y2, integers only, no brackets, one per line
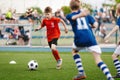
0,23,119,48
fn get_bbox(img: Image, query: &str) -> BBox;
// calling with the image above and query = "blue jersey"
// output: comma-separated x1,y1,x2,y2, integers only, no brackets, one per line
66,10,97,47
116,16,120,28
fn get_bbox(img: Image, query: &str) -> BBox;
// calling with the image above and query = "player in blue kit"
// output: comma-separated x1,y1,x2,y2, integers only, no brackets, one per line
105,3,120,79
66,0,114,80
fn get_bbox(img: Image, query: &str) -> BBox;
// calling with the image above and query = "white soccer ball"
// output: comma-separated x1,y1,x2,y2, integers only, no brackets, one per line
28,60,38,70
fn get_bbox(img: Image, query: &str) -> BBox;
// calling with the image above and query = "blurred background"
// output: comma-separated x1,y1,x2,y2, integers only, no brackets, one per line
0,0,119,49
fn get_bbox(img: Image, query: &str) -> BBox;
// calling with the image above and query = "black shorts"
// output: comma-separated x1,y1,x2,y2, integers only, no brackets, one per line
48,38,58,48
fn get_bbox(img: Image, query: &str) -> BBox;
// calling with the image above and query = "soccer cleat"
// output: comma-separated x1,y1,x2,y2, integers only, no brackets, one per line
108,77,114,80
73,73,86,80
113,73,120,78
109,78,114,80
56,59,62,69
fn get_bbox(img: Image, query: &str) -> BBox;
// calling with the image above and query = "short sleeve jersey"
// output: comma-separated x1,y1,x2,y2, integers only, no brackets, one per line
66,10,97,47
41,17,61,42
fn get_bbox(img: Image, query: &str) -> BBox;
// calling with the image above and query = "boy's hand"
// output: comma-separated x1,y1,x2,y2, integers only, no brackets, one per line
34,29,39,32
65,29,68,33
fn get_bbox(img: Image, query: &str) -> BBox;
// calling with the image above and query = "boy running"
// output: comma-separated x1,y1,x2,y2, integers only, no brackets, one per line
35,6,68,69
66,0,114,80
105,3,120,79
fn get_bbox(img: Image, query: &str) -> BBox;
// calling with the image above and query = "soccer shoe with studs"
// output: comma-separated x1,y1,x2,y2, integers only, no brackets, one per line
56,59,62,69
108,77,114,80
113,73,120,78
73,73,86,80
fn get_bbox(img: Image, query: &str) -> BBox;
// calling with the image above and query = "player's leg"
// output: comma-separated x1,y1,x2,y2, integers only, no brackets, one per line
89,45,114,80
50,38,61,61
51,43,62,69
112,45,120,78
72,49,86,80
48,38,62,69
72,43,86,80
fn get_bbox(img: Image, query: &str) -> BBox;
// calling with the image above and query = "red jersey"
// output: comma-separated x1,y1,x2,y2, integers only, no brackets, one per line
41,17,61,42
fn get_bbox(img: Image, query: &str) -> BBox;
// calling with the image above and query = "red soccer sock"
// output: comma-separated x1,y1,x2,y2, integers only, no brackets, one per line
52,50,60,61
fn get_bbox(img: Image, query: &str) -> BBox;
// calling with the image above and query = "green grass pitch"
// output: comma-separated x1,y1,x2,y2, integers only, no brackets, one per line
0,51,119,80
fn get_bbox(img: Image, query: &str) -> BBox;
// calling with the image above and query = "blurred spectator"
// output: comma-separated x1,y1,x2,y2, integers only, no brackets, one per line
110,6,116,23
32,9,39,20
0,9,5,23
93,7,98,16
100,7,104,13
5,8,13,23
12,9,18,23
19,7,42,25
96,6,110,23
0,30,4,38
6,26,19,45
55,9,69,25
95,12,102,35
19,8,34,24
17,26,29,45
6,26,29,45
26,8,34,24
32,9,41,24
98,24,106,39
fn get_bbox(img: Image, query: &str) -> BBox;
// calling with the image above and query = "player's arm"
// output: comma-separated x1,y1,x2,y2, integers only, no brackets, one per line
104,25,119,41
34,26,43,31
60,19,68,33
91,22,98,28
86,15,98,28
72,11,88,20
34,19,44,31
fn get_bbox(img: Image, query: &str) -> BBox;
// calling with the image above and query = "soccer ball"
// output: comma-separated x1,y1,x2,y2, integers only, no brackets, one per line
28,60,38,70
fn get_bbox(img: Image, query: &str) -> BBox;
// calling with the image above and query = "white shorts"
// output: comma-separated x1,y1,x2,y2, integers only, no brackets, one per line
72,42,102,54
114,45,120,55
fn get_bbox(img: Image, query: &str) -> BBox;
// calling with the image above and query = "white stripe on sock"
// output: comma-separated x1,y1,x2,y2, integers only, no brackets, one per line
78,67,83,71
75,58,81,63
114,61,120,64
116,65,120,68
77,63,82,66
100,64,106,69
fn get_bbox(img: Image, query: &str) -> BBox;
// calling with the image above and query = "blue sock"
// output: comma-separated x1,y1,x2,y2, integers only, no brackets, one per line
73,54,84,74
98,62,112,80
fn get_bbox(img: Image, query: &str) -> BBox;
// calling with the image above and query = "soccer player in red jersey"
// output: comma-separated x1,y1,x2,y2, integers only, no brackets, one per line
35,6,68,69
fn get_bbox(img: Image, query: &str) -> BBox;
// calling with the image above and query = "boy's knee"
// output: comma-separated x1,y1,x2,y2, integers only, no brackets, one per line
51,45,56,51
51,44,56,50
51,48,56,51
112,54,119,60
72,49,79,55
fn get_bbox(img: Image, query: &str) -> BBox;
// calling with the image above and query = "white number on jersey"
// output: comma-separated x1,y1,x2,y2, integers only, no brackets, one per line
51,22,54,28
77,17,88,30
